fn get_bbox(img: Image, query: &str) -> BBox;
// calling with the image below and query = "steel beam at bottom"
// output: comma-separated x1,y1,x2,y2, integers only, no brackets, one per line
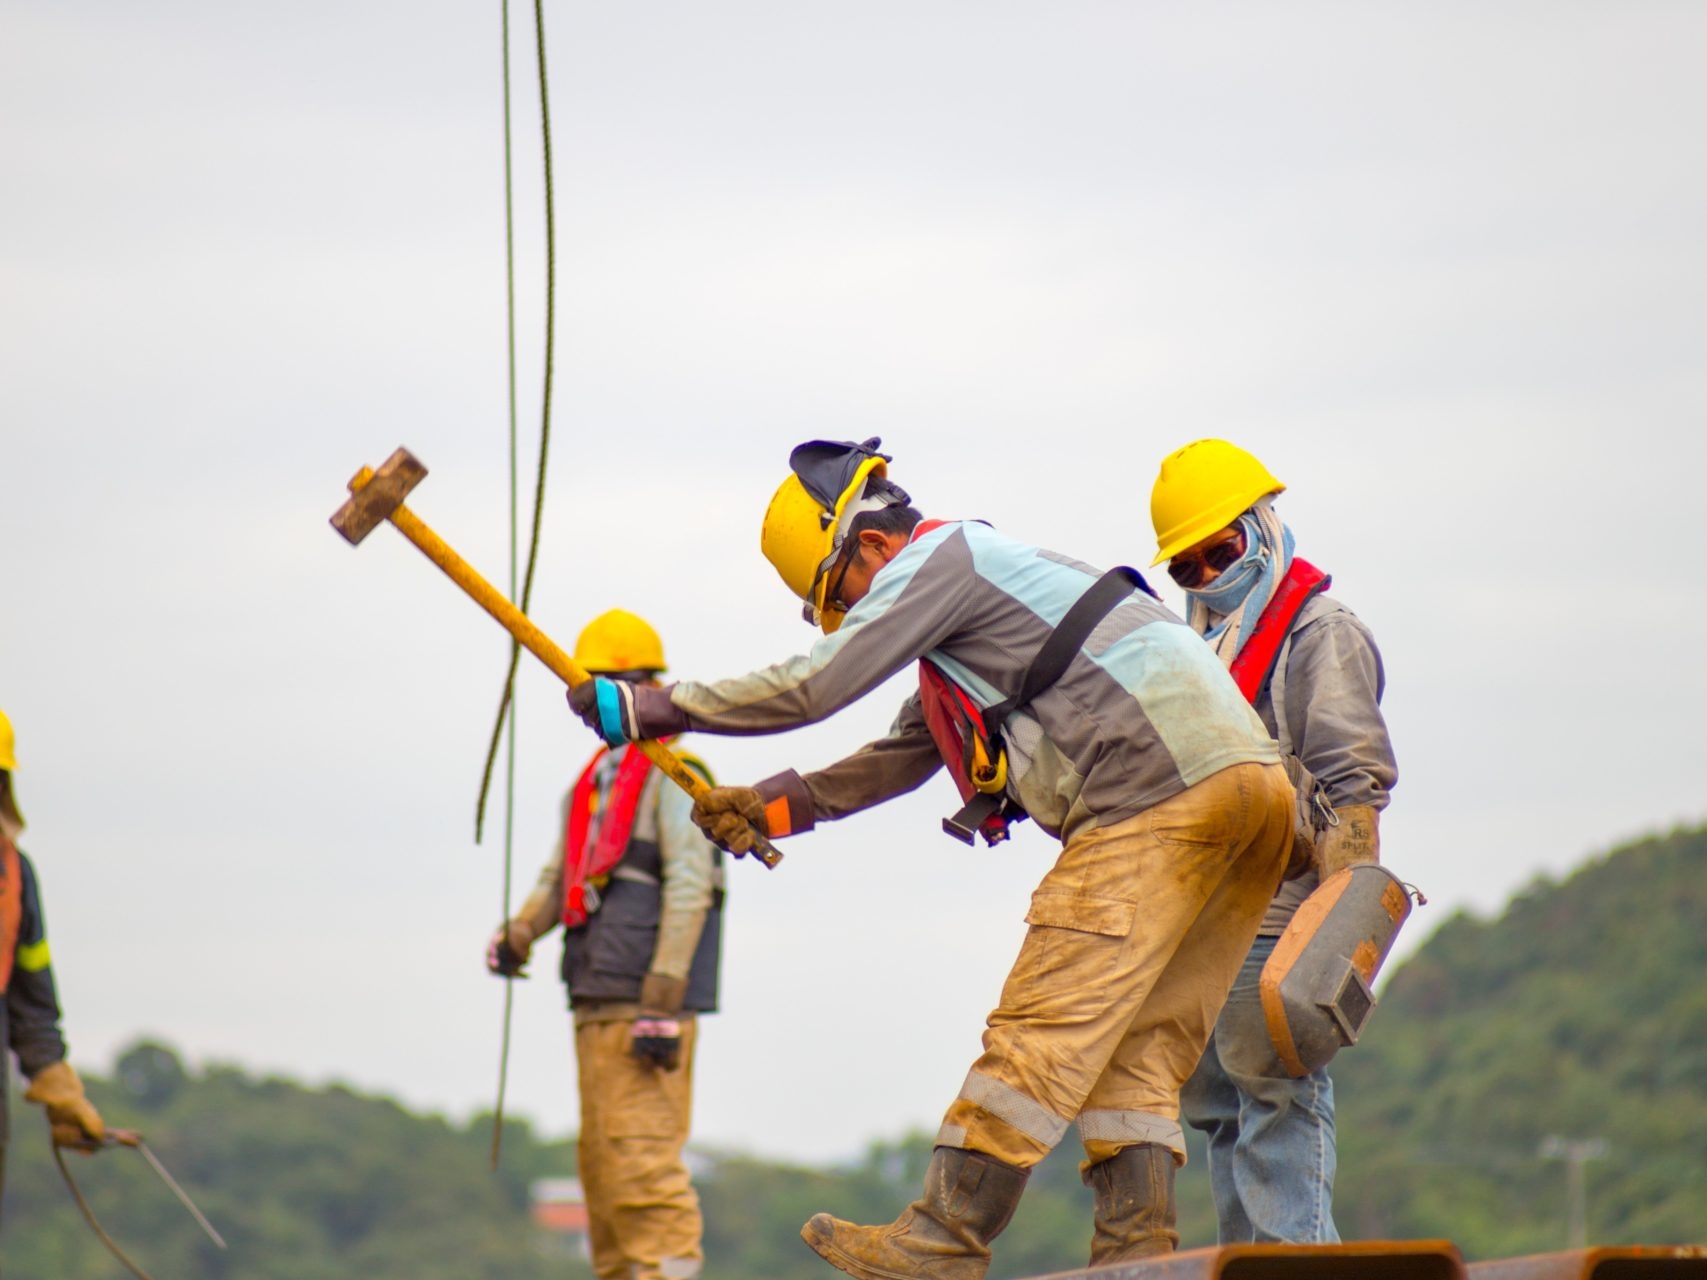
1028,1240,1467,1280
1468,1247,1707,1280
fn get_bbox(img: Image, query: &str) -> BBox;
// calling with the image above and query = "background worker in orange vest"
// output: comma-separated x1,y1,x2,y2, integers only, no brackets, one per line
1150,441,1398,1244
485,611,724,1280
0,708,108,1221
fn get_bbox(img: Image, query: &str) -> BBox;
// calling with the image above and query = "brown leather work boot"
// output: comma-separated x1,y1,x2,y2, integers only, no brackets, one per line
1085,1142,1179,1264
800,1146,1030,1280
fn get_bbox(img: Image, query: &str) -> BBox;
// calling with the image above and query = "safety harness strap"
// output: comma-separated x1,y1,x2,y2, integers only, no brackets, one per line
1227,557,1330,704
936,565,1153,844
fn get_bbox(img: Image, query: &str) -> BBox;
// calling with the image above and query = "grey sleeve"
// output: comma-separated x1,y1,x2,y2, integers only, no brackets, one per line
651,781,717,980
637,529,980,739
1271,608,1398,812
800,693,945,823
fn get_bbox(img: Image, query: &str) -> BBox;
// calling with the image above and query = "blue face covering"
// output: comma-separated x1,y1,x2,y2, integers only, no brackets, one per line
1184,504,1295,657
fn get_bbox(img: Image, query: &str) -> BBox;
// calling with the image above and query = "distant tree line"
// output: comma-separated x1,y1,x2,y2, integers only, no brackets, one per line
4,825,1702,1277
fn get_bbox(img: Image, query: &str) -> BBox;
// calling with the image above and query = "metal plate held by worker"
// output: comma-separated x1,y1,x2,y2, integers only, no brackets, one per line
1260,862,1413,1078
1026,1239,1467,1280
1467,1246,1707,1280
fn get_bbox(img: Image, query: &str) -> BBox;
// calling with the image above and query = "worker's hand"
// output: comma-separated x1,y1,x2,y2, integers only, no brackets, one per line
691,786,767,856
568,677,640,747
486,920,536,977
1315,804,1380,880
25,1061,106,1147
639,972,688,1018
630,1017,683,1072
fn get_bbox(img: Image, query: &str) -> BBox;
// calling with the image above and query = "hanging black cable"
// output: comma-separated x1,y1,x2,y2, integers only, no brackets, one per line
479,0,557,1169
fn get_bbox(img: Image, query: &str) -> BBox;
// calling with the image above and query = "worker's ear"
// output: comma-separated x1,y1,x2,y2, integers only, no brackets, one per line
858,528,900,561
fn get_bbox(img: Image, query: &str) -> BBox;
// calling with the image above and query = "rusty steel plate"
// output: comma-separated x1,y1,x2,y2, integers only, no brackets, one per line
1468,1247,1707,1280
1027,1239,1466,1280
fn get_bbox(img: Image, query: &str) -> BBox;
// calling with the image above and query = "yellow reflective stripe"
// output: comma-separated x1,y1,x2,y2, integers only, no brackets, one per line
16,937,50,972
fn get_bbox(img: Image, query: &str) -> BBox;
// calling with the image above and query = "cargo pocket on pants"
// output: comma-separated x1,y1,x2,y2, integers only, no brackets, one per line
1025,892,1136,938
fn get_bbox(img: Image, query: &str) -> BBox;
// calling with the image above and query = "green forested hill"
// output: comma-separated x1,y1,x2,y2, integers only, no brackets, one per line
4,825,1703,1278
1330,822,1707,1255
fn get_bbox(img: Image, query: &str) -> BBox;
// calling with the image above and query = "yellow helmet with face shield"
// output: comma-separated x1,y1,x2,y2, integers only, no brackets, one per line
761,438,910,634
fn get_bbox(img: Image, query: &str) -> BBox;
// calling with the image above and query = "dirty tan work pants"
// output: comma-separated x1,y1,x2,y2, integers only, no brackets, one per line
936,760,1294,1171
575,1016,703,1280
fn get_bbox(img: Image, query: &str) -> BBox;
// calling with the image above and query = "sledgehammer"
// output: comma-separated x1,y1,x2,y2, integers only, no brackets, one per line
329,446,784,869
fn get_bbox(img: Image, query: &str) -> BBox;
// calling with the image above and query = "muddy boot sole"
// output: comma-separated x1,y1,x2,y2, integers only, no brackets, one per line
801,1215,927,1280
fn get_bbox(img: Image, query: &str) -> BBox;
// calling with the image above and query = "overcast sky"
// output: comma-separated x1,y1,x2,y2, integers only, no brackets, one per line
4,2,1704,1166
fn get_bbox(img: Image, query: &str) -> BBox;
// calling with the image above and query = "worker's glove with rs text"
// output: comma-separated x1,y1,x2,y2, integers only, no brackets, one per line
486,920,536,978
631,972,686,1071
568,677,641,747
691,786,768,857
25,1060,106,1148
1315,804,1380,880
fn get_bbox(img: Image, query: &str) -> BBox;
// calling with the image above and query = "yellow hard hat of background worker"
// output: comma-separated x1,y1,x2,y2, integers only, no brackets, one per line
1149,439,1285,566
573,609,666,675
0,707,24,834
761,438,903,635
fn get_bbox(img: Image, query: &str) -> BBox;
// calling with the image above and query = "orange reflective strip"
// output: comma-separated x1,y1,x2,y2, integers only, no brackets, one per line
763,795,791,837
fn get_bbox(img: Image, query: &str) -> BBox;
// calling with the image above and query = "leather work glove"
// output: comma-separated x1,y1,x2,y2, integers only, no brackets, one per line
486,919,536,978
1315,804,1380,880
631,972,687,1071
25,1060,106,1148
567,677,640,747
691,786,768,857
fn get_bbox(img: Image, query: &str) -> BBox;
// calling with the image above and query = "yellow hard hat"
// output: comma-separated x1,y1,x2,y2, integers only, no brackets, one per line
573,609,666,675
1149,439,1285,566
761,439,901,634
0,708,23,834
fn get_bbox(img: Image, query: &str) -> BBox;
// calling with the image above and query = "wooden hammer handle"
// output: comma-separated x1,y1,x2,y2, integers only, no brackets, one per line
374,489,783,869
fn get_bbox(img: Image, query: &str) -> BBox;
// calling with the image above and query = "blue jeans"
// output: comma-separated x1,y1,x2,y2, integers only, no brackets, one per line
1180,932,1340,1243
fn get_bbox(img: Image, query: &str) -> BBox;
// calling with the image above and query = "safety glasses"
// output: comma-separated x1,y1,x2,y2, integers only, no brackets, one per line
802,541,858,626
1166,528,1247,589
824,545,861,613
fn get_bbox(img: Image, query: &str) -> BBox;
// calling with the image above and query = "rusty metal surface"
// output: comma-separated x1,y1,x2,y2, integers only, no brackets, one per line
1028,1239,1466,1280
1467,1247,1707,1280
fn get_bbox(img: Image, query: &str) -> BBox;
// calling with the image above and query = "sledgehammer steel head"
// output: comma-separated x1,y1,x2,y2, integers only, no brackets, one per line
330,447,429,544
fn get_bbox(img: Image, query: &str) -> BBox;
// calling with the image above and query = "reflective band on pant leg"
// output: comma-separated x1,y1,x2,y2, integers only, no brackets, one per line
940,1068,1072,1157
1077,1110,1186,1155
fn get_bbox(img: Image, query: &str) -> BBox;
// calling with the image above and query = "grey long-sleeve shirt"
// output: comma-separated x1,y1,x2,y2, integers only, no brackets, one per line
1256,594,1398,933
631,520,1280,842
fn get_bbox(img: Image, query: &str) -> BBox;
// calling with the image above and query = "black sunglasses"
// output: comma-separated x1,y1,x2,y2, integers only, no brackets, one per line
1166,528,1247,589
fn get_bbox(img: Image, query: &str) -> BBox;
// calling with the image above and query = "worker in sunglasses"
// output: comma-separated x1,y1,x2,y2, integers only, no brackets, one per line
569,438,1297,1279
1150,440,1398,1244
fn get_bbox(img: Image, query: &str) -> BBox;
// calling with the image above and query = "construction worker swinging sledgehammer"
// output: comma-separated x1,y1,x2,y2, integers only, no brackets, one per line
565,439,1299,1279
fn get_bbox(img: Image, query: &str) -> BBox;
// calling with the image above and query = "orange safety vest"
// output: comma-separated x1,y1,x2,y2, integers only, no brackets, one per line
560,745,662,928
0,838,22,992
